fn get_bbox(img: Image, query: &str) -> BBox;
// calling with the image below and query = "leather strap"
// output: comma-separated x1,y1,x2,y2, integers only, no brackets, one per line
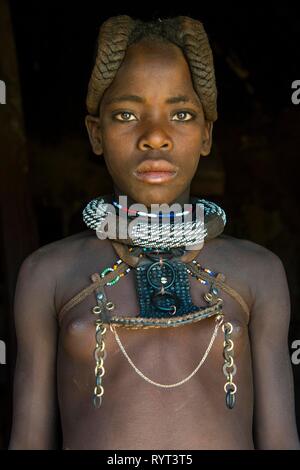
186,262,250,319
57,260,250,325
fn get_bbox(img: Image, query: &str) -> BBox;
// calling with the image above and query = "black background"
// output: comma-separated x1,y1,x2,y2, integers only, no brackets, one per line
0,0,300,450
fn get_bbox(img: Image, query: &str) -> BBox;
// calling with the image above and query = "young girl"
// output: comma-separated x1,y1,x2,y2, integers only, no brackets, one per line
9,15,299,450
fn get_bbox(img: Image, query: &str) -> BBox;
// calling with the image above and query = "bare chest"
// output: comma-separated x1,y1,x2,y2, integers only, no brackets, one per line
57,263,251,406
57,258,254,449
59,263,250,359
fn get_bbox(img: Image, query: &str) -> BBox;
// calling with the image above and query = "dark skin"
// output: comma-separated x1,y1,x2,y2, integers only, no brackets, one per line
85,39,213,208
9,40,300,450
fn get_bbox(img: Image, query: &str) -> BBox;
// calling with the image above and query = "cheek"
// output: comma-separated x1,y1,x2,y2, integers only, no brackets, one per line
176,138,201,175
102,127,134,160
175,123,204,151
182,158,201,182
102,141,128,174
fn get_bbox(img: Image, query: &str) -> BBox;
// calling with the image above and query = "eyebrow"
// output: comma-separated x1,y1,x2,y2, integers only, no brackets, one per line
105,94,201,107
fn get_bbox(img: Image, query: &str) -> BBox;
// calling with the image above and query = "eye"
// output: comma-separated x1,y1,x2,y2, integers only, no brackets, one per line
172,111,195,121
113,111,137,122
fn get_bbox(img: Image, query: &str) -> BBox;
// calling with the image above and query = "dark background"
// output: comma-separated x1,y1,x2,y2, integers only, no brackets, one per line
0,0,300,448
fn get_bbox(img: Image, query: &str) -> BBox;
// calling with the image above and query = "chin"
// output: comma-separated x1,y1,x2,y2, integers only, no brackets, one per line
131,190,181,207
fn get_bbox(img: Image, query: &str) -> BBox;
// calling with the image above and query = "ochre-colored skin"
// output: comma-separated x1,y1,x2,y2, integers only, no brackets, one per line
9,41,299,450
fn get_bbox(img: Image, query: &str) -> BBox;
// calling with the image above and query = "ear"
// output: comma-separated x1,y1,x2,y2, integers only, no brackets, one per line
201,121,214,156
85,115,103,155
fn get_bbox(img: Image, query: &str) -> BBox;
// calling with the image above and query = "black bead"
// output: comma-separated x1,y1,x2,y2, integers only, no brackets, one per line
226,390,236,409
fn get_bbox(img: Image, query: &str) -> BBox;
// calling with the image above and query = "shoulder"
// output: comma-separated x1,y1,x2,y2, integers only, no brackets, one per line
218,235,289,322
16,230,96,308
216,233,285,272
19,229,94,274
214,234,287,304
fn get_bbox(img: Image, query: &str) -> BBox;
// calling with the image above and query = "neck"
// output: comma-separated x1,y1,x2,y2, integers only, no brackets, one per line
112,186,192,212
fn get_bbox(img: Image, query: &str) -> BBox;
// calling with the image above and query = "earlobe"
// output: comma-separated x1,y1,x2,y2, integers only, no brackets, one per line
85,115,103,155
201,121,214,156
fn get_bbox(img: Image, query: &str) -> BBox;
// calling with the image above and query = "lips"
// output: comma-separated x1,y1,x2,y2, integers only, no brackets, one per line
134,160,178,184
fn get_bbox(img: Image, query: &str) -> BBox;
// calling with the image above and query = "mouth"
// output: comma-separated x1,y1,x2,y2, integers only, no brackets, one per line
133,160,178,184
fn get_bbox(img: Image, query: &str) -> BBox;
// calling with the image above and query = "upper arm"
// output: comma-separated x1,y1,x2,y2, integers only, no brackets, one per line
9,250,59,449
249,248,300,449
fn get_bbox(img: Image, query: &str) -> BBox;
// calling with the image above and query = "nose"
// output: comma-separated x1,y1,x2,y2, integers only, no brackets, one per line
137,126,173,152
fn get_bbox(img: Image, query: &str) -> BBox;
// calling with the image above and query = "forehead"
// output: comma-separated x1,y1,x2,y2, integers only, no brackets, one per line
102,39,197,101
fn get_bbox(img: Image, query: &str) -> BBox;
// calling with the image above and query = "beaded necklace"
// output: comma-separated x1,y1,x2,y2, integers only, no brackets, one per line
82,195,237,410
83,195,226,249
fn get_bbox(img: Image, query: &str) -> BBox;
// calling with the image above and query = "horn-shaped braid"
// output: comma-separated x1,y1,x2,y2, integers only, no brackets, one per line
162,16,217,122
86,15,217,122
86,15,137,115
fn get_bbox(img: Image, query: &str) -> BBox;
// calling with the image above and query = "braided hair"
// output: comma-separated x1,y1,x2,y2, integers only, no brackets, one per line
86,15,217,122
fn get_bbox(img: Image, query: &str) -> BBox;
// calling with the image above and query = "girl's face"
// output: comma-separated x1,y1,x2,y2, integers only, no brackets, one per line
86,39,213,207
